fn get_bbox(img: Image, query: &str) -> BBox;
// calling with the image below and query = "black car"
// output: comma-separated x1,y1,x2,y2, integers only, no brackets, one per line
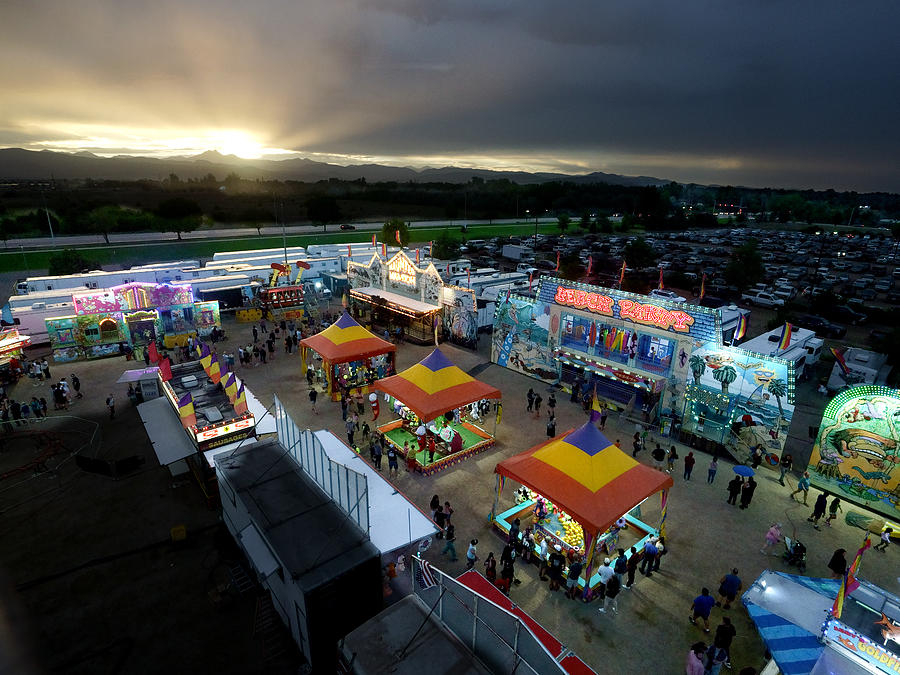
793,314,846,339
830,305,868,325
340,224,356,230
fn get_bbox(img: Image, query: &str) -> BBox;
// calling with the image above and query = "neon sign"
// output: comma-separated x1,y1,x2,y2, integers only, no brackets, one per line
554,286,695,332
824,620,900,672
388,256,418,287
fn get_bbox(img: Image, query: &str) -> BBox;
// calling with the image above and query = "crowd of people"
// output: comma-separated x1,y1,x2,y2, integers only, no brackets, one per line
0,365,84,433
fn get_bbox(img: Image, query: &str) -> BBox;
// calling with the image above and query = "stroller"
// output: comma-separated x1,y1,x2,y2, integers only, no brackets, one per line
783,536,807,572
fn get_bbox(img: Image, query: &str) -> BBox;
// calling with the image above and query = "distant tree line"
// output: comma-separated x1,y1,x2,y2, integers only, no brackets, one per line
2,174,898,241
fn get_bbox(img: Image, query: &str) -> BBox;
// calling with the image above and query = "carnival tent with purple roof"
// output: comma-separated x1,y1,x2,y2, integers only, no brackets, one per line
372,348,502,474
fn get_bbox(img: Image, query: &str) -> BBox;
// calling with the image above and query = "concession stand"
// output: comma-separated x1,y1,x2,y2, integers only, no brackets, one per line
299,311,396,402
491,420,672,599
372,348,501,475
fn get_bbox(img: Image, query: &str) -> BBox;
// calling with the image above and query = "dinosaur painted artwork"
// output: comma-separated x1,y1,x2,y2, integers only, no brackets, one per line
808,386,900,522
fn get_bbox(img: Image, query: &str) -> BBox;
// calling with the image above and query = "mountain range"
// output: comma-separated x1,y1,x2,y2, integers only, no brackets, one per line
0,148,668,187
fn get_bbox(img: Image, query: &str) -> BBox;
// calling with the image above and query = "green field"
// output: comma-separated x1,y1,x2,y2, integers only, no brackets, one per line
0,222,562,274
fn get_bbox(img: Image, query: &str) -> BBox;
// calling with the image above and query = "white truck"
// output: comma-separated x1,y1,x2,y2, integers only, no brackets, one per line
740,290,785,308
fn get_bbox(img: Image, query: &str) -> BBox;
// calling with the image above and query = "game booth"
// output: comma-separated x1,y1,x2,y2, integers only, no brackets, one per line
0,327,31,387
372,348,501,475
491,420,673,599
299,311,396,402
743,559,900,674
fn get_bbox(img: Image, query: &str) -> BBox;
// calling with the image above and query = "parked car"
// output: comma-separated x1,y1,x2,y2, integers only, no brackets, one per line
793,314,846,339
648,289,687,303
340,224,356,230
740,291,785,308
830,305,868,325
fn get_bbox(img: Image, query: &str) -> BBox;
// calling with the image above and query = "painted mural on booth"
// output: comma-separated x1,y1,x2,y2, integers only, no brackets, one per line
491,294,558,383
807,386,900,521
441,286,478,350
685,341,794,459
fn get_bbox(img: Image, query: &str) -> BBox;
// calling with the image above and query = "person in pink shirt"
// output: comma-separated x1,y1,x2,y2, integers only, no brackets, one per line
760,523,782,556
685,641,707,675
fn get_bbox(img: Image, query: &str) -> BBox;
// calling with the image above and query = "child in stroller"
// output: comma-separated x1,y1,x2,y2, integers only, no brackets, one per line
783,536,807,572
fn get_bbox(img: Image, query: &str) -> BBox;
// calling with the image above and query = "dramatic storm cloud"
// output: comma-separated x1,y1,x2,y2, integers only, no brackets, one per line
1,0,897,190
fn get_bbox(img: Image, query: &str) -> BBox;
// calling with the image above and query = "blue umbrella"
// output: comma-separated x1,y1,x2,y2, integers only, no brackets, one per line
733,465,755,477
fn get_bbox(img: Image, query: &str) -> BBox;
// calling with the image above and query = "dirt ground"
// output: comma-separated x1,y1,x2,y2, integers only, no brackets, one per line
1,307,898,674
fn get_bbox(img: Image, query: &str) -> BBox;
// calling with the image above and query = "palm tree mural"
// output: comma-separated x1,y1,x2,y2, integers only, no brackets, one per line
713,365,738,394
689,355,706,384
767,378,787,416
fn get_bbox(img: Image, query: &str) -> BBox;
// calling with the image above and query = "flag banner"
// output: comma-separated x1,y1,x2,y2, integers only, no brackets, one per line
347,244,352,258
658,267,664,290
415,248,420,264
734,314,748,341
200,349,213,370
467,268,470,287
831,347,850,376
832,536,871,618
371,233,377,246
618,260,626,286
381,243,387,257
415,559,437,590
234,383,248,415
158,357,172,382
395,229,402,245
148,341,159,364
224,373,237,402
555,251,560,271
177,392,196,428
429,241,434,257
699,273,706,299
778,322,793,350
528,272,534,290
207,354,222,384
586,256,592,275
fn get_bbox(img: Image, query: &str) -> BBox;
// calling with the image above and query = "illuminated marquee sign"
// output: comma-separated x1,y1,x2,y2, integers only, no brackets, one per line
824,619,900,672
554,286,695,332
388,256,418,287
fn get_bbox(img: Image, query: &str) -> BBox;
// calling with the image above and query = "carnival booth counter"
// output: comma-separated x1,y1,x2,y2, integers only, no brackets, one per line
492,420,673,598
300,311,396,401
372,348,501,475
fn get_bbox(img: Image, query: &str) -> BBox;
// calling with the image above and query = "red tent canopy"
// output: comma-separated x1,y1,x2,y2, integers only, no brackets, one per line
373,348,501,422
300,311,396,364
495,421,672,535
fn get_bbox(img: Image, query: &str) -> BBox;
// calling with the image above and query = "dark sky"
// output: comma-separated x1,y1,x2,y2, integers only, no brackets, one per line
2,0,898,191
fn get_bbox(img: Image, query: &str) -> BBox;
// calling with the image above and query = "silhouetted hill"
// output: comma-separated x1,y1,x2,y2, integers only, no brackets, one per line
0,147,668,187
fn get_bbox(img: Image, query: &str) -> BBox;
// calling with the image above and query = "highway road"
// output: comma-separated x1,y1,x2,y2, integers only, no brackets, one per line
1,218,555,250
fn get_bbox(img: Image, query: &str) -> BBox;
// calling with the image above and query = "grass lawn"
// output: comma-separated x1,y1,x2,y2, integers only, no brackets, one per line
0,222,563,273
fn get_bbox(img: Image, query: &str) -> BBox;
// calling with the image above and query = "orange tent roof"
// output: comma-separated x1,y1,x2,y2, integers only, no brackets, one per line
300,312,396,364
495,421,672,535
373,348,501,422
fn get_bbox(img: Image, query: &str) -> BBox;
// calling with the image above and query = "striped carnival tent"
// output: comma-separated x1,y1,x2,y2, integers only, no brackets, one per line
494,420,672,536
373,348,501,423
300,311,396,399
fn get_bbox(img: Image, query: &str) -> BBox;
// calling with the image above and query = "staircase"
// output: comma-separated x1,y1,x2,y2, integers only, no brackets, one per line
253,593,290,664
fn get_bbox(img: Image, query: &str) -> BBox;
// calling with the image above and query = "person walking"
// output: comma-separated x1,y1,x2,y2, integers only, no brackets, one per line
727,476,742,505
565,554,583,600
613,548,628,586
106,393,115,419
667,445,678,472
538,536,550,581
546,415,557,438
827,548,847,579
547,393,556,418
601,572,621,613
442,520,459,562
308,387,318,414
434,505,446,538
760,523,782,556
790,471,811,505
875,528,892,552
704,643,728,675
689,587,716,633
466,539,479,569
808,492,828,529
739,476,757,509
599,403,608,431
387,445,399,478
632,433,643,458
306,364,315,386
596,557,615,599
372,436,383,471
526,388,535,413
430,495,441,520
707,458,718,484
825,497,842,527
683,452,696,480
547,544,566,591
778,453,793,485
716,568,742,609
41,358,51,381
713,616,737,670
533,392,542,419
625,545,642,589
685,641,707,675
345,417,355,445
651,443,666,470
71,374,83,399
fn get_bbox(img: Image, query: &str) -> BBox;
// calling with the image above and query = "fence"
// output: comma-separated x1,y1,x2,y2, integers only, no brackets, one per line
411,556,569,674
273,395,369,534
